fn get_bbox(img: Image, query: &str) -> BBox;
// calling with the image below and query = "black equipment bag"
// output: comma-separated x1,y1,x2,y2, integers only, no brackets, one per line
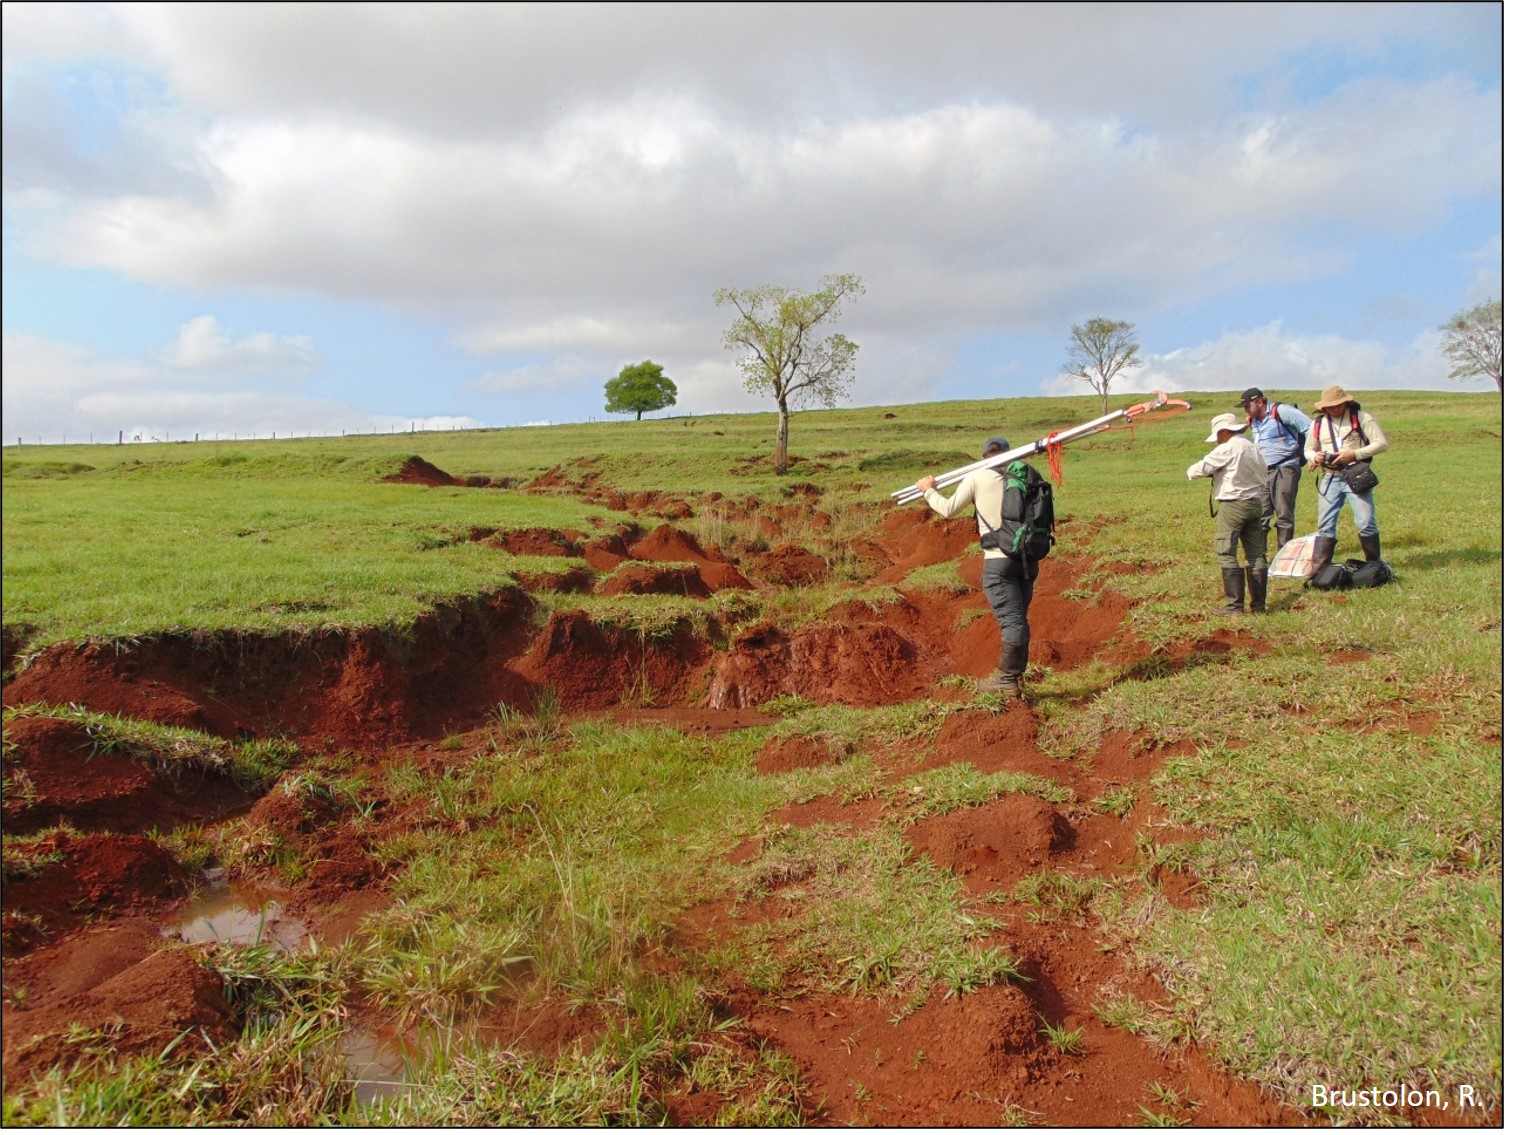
1307,561,1353,591
1348,558,1393,588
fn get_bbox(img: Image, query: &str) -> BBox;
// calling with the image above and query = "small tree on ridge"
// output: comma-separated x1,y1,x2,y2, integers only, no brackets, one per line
605,360,678,421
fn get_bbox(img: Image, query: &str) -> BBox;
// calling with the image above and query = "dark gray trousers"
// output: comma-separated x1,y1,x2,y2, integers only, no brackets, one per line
1261,463,1303,548
981,555,1037,669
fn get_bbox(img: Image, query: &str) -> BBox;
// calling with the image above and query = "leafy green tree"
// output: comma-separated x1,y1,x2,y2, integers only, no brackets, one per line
1440,300,1503,390
604,360,678,421
715,273,864,475
1063,317,1142,412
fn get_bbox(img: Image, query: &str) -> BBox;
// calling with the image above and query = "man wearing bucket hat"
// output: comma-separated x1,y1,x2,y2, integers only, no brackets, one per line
1187,412,1270,613
916,436,1039,696
1303,385,1389,580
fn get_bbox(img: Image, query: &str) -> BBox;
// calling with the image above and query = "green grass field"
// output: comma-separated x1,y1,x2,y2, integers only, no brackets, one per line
1,389,1502,1124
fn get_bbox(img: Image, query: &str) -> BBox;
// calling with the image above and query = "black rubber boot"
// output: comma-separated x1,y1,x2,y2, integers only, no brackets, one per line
1275,525,1294,551
977,642,1027,697
1308,536,1337,580
1359,533,1382,563
1220,568,1246,614
1247,569,1268,613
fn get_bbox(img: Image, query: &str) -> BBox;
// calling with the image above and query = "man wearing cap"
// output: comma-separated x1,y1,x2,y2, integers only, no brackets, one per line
1187,413,1270,613
1303,385,1389,579
916,437,1037,696
1238,388,1312,552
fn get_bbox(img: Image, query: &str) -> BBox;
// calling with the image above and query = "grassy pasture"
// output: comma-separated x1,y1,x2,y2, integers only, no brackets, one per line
1,390,1503,1123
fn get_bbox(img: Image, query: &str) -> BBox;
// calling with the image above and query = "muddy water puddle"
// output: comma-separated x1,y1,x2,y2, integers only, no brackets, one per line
166,874,313,951
344,1021,478,1106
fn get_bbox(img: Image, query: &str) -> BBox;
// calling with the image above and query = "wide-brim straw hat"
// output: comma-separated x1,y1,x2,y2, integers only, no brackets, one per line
1205,412,1249,443
1314,384,1355,411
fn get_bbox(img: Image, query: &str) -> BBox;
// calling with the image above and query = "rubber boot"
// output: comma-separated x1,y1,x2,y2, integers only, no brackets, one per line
1307,536,1337,580
977,642,1027,697
1247,569,1268,613
1220,568,1246,614
1275,524,1294,552
1359,533,1382,563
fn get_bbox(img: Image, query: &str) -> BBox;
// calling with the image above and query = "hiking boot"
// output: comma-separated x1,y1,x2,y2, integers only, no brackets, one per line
1359,533,1382,562
1220,568,1246,614
977,642,1027,697
1248,569,1268,613
976,671,1021,696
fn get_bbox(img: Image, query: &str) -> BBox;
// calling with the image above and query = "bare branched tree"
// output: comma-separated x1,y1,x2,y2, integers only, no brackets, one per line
1063,317,1142,412
1440,300,1503,391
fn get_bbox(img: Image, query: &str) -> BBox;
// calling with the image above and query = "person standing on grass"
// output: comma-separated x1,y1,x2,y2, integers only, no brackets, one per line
1303,384,1389,580
916,438,1036,697
1188,412,1270,614
1238,387,1312,553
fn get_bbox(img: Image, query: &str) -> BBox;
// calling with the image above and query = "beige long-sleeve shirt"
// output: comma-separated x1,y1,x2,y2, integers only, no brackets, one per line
1187,434,1268,501
1304,408,1390,464
923,467,1008,559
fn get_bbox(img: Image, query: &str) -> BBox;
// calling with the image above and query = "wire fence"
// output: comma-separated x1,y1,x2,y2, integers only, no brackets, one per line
2,415,714,448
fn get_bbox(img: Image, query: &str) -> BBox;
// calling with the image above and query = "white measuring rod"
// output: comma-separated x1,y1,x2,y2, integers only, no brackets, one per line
889,391,1187,506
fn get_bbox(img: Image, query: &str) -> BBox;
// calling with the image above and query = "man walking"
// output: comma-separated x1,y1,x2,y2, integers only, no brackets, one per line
1188,413,1270,614
1238,388,1312,552
916,438,1036,697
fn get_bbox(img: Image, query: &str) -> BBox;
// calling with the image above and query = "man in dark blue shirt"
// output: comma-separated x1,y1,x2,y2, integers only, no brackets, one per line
1238,388,1313,553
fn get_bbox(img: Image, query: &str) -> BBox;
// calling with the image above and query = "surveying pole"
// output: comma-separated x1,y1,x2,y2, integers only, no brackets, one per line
890,391,1190,506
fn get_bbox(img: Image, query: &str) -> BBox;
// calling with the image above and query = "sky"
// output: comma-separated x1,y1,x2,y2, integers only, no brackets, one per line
0,2,1505,445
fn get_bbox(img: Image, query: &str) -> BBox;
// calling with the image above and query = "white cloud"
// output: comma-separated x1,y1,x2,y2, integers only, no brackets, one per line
1040,320,1497,400
161,314,317,376
472,356,603,395
1,324,470,443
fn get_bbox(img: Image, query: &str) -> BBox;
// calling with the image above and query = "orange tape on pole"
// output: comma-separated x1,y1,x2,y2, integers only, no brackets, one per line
1045,431,1065,485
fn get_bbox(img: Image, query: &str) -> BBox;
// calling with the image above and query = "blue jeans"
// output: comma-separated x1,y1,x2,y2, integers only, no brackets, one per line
1315,471,1378,538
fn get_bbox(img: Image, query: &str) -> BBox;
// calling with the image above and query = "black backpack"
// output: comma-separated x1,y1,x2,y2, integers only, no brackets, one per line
979,461,1055,564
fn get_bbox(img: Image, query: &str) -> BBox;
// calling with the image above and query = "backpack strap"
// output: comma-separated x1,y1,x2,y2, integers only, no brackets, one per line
1270,403,1299,446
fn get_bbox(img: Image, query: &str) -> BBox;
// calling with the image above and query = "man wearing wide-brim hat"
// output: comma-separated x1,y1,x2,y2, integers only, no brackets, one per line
1188,412,1271,614
1302,384,1390,579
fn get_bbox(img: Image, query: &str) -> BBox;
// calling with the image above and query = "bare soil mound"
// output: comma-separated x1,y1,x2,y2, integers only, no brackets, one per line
747,543,829,586
3,717,254,836
908,795,1077,895
580,532,632,571
739,983,1046,1126
596,563,711,597
1,925,234,1085
869,508,977,583
489,527,581,556
755,733,837,773
2,832,190,953
383,456,457,486
626,523,753,592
